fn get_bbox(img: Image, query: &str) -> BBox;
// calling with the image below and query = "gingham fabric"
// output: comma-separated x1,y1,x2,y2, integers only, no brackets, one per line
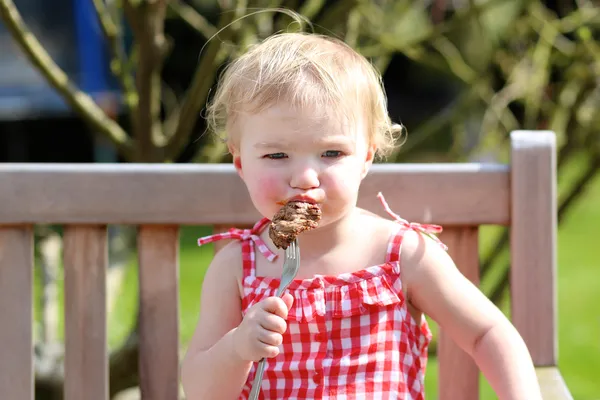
198,218,278,262
197,194,446,399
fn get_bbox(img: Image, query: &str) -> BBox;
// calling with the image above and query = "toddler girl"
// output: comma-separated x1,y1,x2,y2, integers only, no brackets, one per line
181,32,542,400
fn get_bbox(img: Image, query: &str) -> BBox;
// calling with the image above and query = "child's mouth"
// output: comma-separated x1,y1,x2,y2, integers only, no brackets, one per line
278,195,317,205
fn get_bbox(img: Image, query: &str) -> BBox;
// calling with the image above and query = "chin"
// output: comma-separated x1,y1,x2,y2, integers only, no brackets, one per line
315,205,354,229
257,204,283,221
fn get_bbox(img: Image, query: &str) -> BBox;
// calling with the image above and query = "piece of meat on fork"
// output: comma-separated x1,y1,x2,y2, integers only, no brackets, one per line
269,201,321,249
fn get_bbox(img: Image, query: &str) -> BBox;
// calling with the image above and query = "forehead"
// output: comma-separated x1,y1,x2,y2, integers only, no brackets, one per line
235,103,363,145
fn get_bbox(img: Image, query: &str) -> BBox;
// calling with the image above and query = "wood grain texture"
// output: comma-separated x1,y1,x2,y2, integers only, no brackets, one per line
0,163,509,225
0,227,33,400
536,367,574,400
0,131,567,400
437,227,480,400
63,225,108,400
510,131,558,366
138,225,180,400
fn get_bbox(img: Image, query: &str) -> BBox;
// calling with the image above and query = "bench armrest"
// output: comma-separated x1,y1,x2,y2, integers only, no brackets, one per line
536,366,573,400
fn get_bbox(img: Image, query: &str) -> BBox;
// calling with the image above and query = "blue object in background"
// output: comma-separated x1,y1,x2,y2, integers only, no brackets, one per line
0,0,121,120
73,0,109,95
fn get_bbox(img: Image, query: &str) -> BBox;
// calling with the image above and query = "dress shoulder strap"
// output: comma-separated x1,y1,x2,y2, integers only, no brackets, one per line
385,224,405,263
197,218,277,278
378,192,448,264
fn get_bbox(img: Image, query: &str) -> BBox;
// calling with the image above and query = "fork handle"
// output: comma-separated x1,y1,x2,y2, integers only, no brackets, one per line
248,358,267,400
249,239,298,399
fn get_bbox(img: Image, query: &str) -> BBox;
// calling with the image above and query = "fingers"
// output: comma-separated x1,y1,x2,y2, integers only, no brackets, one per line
258,328,284,347
260,296,292,319
233,324,281,361
247,322,284,359
259,343,281,359
259,311,287,334
281,293,294,310
235,295,294,361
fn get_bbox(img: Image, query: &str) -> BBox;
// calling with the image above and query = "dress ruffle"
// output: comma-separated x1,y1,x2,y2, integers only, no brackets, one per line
241,261,431,354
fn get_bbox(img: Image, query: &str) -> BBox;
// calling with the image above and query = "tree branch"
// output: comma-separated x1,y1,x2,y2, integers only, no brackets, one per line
392,90,474,161
314,0,359,32
123,0,169,162
479,76,587,279
91,0,139,113
375,0,513,52
162,7,238,161
298,0,325,20
169,1,217,39
163,5,312,162
0,0,133,160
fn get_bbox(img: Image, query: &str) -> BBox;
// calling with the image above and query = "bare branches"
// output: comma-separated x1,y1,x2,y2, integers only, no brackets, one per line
123,0,169,162
169,1,217,38
162,7,238,162
91,0,138,113
0,0,133,159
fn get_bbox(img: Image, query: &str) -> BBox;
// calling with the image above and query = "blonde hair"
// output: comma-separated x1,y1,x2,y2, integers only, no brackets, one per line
206,32,404,158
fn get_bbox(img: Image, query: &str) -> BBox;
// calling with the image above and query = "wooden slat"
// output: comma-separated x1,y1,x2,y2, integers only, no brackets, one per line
0,163,510,225
510,131,557,366
138,226,180,400
63,225,108,400
360,164,509,226
0,226,33,400
438,226,480,400
536,367,574,400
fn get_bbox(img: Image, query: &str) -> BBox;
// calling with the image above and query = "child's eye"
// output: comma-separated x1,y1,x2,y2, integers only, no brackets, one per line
263,153,287,160
322,150,343,158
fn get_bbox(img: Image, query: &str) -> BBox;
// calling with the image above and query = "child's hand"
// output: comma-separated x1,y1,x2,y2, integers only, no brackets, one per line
233,293,294,362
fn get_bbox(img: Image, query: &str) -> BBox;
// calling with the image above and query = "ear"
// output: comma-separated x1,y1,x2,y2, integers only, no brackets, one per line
233,156,243,179
228,143,244,179
361,144,376,180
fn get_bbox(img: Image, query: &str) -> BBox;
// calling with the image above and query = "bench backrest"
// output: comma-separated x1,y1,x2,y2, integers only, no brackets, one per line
0,130,557,400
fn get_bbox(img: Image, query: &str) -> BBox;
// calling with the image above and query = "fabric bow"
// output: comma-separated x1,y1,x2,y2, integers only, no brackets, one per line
197,218,278,261
377,192,448,251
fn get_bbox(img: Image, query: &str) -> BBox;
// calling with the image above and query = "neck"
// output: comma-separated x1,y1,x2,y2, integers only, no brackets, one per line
292,207,359,260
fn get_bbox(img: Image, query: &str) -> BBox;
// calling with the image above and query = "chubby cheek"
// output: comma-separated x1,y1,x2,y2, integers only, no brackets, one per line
246,173,287,217
324,165,361,199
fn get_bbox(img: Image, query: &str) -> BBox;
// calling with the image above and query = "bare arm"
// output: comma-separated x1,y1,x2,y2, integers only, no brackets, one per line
181,242,252,400
401,231,542,400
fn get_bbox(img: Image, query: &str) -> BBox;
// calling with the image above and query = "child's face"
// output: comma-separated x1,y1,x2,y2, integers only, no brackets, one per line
231,103,375,227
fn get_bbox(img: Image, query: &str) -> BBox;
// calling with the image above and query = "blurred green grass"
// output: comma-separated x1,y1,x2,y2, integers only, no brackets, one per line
37,165,599,399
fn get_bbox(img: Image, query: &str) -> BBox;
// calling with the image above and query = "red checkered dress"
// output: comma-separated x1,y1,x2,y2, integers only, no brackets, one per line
198,193,446,399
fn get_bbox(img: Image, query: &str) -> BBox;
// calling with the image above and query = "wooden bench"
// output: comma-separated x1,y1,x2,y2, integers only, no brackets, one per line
0,130,572,399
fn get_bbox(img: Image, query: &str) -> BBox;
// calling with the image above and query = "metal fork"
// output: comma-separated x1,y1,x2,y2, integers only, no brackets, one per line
248,239,300,400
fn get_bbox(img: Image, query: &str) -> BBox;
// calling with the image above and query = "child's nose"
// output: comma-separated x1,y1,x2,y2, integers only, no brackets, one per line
290,166,320,189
